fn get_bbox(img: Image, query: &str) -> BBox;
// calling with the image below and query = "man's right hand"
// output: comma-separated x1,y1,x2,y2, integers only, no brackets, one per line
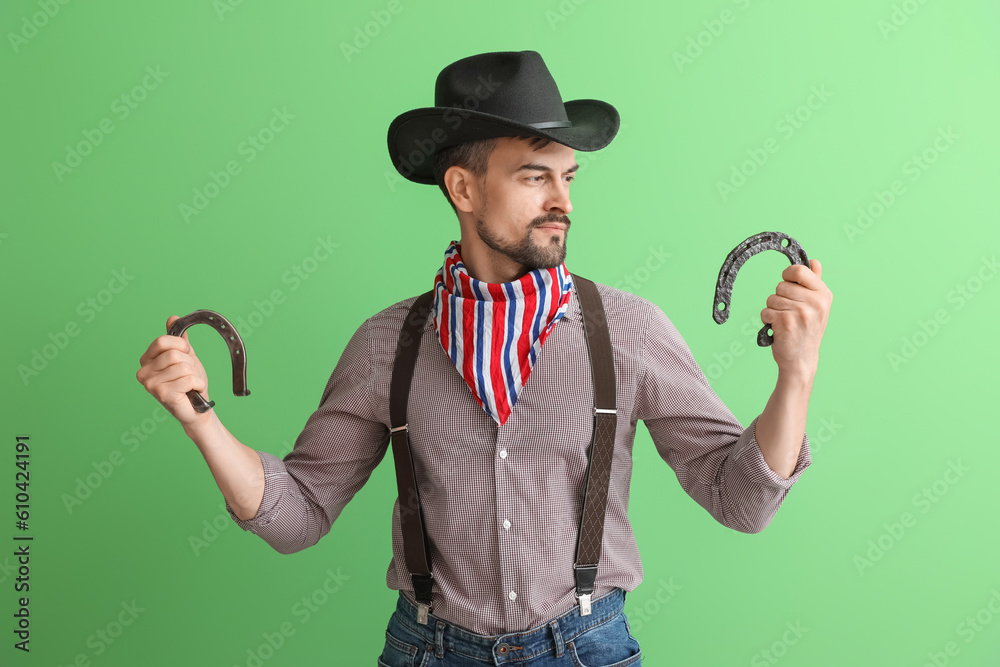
136,315,213,428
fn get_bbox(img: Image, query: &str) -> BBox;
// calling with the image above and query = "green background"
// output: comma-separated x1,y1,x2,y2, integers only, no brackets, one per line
2,0,998,665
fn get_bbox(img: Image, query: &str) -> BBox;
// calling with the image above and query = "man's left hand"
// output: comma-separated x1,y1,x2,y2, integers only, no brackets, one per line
761,259,832,377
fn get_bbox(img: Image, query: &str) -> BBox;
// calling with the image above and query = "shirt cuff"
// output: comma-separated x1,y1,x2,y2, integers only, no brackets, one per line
730,416,812,490
225,449,287,533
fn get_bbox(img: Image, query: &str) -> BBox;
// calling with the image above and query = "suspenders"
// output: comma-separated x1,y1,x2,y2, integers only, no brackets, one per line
388,275,617,624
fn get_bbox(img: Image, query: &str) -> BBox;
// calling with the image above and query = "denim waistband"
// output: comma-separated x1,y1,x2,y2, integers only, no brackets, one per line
391,588,625,664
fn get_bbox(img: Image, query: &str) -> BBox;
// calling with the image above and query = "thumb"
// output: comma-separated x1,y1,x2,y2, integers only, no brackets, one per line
165,315,191,348
810,259,822,281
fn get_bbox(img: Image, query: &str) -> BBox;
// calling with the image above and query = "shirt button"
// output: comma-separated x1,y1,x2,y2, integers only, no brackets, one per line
503,519,511,530
499,450,508,459
508,590,517,601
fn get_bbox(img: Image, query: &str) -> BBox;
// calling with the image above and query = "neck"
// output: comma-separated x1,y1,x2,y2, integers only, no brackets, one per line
458,239,529,284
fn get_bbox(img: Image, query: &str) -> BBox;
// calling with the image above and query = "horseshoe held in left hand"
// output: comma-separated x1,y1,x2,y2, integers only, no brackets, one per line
713,231,810,347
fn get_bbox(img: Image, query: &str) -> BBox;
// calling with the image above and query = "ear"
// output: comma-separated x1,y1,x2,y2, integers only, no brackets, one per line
444,165,480,214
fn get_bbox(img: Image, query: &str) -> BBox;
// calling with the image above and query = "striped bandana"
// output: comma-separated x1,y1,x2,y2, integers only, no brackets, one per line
431,241,573,426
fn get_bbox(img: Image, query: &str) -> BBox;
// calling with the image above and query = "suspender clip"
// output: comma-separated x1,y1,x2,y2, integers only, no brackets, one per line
574,564,598,617
412,573,434,625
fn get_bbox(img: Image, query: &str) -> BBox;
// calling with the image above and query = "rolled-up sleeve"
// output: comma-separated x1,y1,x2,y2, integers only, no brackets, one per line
634,302,811,534
225,318,390,553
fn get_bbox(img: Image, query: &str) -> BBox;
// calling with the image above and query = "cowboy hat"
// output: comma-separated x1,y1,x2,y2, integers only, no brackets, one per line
387,50,620,185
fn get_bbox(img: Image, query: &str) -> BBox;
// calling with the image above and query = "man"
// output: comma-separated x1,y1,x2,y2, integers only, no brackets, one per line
137,51,831,665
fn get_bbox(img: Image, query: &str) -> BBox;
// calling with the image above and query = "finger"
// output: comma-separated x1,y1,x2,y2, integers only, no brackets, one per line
140,347,197,375
136,357,197,389
774,280,815,302
760,307,801,333
760,307,780,327
765,294,801,311
811,258,822,281
156,376,211,417
138,333,191,367
165,315,191,344
781,263,822,289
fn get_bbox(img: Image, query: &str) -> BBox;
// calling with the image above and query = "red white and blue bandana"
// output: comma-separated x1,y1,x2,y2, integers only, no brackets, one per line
431,241,573,426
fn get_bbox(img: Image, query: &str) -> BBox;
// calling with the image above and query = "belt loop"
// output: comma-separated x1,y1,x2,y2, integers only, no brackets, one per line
549,619,565,658
435,620,446,658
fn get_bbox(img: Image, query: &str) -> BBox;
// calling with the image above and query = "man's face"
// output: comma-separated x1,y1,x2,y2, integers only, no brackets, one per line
467,137,577,272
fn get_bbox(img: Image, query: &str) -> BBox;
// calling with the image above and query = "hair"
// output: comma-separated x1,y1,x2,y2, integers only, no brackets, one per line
432,135,554,214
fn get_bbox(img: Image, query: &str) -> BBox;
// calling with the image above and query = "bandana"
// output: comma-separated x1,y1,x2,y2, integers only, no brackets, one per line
431,241,573,426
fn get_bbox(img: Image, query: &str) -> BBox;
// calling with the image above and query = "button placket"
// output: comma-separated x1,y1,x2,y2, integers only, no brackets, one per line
495,429,516,616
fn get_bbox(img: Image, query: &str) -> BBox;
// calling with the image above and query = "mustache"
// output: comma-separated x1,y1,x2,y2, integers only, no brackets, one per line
531,214,571,228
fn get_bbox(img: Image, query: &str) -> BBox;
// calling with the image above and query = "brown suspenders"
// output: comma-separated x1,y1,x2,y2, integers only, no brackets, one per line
388,275,617,624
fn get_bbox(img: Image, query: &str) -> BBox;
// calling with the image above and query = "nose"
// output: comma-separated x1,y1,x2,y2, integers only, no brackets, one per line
545,180,572,215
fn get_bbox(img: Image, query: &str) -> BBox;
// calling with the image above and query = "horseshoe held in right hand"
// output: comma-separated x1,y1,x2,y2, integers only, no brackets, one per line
167,310,250,413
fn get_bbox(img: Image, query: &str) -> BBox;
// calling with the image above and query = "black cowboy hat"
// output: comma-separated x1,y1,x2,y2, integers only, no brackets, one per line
387,50,620,185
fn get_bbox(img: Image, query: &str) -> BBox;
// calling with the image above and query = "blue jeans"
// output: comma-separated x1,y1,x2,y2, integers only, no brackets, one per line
378,588,642,666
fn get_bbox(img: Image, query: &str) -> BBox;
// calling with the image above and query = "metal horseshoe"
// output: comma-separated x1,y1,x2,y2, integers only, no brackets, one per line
167,309,250,413
713,231,810,347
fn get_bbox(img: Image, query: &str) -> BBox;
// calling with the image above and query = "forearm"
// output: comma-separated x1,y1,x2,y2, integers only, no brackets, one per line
183,412,265,521
755,367,814,479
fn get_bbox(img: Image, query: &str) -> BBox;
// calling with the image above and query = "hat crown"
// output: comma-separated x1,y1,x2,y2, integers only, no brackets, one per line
433,51,570,125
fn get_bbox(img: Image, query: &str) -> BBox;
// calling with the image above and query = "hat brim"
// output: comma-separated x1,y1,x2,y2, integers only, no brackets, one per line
387,99,620,185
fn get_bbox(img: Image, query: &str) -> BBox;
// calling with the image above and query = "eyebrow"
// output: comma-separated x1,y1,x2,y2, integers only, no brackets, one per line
515,163,580,175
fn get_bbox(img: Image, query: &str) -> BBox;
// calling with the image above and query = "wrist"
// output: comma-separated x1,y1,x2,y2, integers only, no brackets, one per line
775,363,816,390
182,409,221,444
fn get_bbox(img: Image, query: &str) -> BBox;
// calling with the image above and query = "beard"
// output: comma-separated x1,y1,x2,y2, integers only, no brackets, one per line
475,212,570,271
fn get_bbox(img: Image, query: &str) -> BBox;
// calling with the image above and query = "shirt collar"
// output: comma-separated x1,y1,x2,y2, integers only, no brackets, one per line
563,275,581,321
